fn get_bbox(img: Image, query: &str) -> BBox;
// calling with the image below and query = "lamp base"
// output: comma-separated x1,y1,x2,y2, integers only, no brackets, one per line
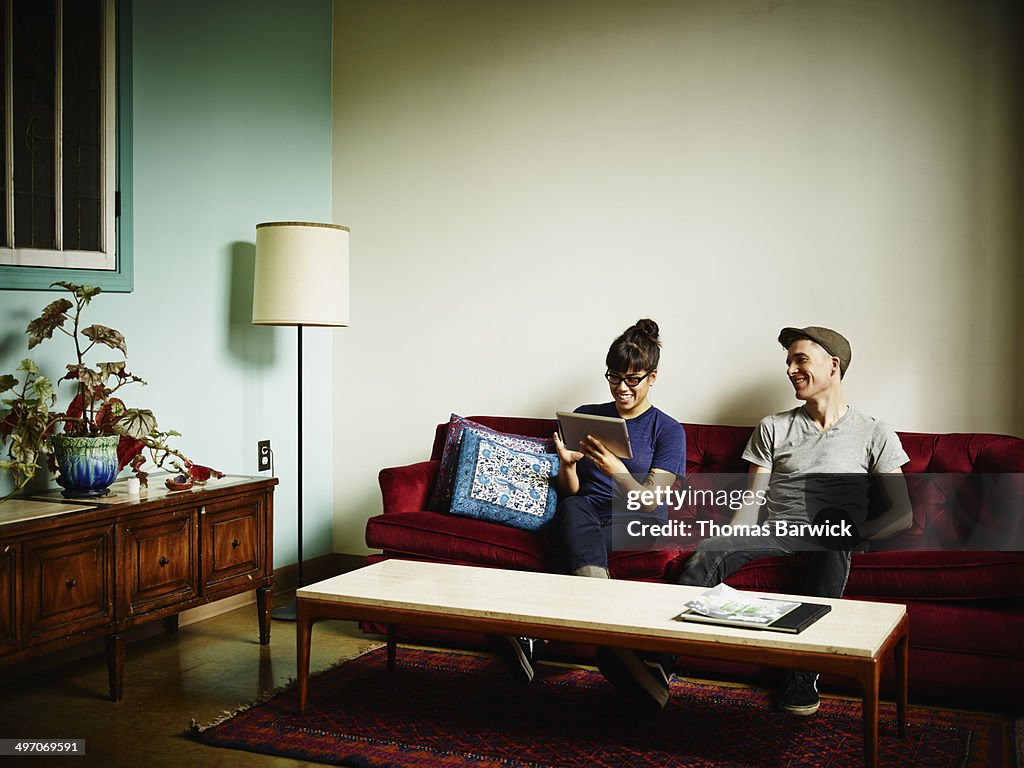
271,597,298,622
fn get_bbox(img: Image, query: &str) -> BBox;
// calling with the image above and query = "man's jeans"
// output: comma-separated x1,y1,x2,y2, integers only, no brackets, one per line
678,533,852,598
556,495,666,574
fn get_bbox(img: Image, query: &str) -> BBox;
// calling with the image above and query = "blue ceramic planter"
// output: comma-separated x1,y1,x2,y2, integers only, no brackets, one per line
51,434,120,498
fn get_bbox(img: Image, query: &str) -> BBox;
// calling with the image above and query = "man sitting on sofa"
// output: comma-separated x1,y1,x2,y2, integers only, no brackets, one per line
604,326,913,716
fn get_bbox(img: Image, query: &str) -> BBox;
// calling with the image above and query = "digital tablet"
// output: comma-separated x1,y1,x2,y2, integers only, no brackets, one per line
556,411,633,459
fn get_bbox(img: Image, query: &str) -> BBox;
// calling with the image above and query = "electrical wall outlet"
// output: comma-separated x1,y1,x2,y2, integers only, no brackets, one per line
257,440,272,472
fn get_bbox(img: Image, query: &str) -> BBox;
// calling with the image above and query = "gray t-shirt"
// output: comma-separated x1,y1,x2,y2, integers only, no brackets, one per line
742,406,910,523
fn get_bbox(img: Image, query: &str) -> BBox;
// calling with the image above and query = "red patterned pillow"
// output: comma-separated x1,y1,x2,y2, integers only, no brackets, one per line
428,414,556,512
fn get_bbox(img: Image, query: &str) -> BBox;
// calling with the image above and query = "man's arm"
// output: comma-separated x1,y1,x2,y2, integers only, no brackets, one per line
728,463,771,526
858,469,913,540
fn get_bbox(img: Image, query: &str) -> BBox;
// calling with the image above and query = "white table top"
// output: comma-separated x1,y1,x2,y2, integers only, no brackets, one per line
298,559,906,659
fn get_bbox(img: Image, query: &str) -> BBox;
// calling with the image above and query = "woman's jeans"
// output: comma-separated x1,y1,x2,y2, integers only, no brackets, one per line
556,495,667,573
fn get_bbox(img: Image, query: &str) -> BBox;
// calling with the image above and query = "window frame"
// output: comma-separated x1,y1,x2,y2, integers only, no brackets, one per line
0,0,132,292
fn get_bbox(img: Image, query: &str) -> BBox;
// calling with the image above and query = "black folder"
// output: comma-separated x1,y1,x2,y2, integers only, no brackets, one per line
674,600,832,634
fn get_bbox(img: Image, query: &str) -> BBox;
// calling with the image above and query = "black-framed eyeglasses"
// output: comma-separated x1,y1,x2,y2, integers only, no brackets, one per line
604,370,654,387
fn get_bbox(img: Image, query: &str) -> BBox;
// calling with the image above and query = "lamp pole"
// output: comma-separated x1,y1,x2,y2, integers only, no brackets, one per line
252,221,349,623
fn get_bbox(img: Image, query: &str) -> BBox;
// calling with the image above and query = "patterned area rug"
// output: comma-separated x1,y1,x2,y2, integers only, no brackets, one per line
192,646,1020,768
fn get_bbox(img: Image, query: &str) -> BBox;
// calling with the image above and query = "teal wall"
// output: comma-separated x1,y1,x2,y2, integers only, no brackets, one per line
0,0,336,570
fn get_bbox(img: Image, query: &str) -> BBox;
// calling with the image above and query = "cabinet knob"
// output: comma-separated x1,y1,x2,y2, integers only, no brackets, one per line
159,556,169,567
231,538,241,549
66,578,78,588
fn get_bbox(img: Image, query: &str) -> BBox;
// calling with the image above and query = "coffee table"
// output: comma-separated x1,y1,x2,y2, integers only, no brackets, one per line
296,560,907,768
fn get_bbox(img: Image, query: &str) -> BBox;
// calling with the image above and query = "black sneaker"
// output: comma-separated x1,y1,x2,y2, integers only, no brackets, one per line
487,635,536,684
779,670,820,716
595,647,671,712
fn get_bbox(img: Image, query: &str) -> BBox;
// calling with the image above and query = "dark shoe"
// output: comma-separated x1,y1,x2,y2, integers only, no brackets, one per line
596,646,671,712
779,670,820,716
487,635,536,684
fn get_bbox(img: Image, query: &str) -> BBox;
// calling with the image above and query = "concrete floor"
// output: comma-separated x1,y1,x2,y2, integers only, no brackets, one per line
0,595,378,768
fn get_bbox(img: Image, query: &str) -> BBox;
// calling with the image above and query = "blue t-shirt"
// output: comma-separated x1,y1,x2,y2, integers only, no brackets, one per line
573,403,686,514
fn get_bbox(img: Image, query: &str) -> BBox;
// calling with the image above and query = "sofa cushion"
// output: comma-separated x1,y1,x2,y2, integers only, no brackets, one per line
365,511,551,571
428,414,556,512
667,550,1024,601
608,548,684,581
846,551,1024,601
364,510,682,581
449,430,559,532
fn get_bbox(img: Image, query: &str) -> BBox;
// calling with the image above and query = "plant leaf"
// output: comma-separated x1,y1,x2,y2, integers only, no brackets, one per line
78,285,102,302
26,299,73,349
96,398,126,431
82,325,127,356
30,375,54,403
64,365,106,399
17,358,40,375
0,374,16,394
117,436,146,471
187,463,224,482
51,281,101,303
113,408,158,439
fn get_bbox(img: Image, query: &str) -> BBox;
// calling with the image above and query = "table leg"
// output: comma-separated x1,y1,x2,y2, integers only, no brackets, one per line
296,600,312,713
256,586,272,645
895,623,909,737
387,626,396,671
106,633,124,702
860,662,880,768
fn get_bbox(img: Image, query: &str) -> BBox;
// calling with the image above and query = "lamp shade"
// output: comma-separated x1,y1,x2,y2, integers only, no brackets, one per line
252,221,350,327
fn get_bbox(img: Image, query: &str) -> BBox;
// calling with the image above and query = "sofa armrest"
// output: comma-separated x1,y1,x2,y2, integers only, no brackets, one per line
378,460,440,514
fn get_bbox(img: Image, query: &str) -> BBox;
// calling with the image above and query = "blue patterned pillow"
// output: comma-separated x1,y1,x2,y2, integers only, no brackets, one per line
428,414,556,512
449,430,560,531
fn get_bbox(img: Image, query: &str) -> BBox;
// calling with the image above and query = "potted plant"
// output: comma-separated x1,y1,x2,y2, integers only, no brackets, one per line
0,282,221,501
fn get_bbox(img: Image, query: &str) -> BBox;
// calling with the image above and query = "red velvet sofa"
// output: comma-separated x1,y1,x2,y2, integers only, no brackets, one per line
365,416,1024,711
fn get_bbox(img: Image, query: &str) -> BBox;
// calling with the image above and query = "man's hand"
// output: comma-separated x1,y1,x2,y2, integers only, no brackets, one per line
730,464,771,526
859,470,913,540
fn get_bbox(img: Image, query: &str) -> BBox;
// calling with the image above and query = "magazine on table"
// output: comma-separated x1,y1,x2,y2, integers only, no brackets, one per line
674,583,831,633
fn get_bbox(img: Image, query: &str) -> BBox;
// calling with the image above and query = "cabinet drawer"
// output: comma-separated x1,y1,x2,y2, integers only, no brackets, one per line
122,509,198,617
0,542,18,656
24,525,115,645
201,496,267,594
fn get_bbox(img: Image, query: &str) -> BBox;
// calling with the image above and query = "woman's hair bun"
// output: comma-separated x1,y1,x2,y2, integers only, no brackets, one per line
632,318,660,344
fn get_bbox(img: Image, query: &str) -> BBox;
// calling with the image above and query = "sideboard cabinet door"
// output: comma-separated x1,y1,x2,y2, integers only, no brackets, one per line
201,494,267,597
122,508,199,618
0,541,18,657
24,524,116,646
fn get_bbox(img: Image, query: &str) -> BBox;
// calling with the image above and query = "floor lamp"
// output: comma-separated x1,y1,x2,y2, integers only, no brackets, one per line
252,221,350,621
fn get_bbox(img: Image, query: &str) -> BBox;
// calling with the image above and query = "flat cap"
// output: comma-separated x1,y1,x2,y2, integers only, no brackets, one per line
778,326,851,378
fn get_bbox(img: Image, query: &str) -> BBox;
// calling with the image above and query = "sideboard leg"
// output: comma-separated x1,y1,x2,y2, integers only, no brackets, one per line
257,586,272,645
106,633,125,702
164,614,179,634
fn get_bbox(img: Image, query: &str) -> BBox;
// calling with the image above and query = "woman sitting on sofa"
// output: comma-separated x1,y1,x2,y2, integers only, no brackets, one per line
491,318,685,710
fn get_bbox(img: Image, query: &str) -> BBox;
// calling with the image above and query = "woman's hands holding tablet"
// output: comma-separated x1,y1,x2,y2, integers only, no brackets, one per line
553,431,583,466
554,431,626,477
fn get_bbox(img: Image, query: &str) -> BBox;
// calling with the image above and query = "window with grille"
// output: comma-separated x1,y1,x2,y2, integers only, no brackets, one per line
0,0,128,289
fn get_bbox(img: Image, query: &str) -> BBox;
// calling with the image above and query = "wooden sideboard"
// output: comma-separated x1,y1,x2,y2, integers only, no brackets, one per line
0,475,276,700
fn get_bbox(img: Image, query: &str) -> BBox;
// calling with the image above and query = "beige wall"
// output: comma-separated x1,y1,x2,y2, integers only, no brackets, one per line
330,0,1022,554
